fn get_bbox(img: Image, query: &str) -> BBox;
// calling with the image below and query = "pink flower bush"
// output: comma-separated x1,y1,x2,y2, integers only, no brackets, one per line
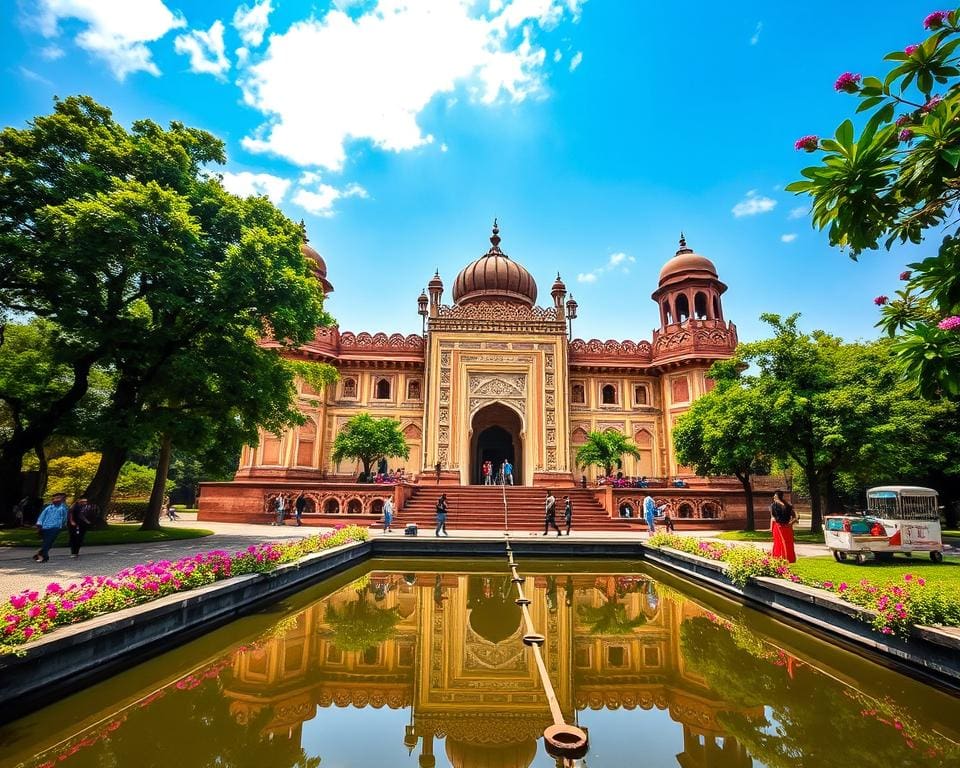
905,43,920,55
899,270,912,280
874,295,889,305
937,315,960,330
922,95,943,112
794,134,819,152
834,72,862,93
898,129,914,142
896,114,912,127
0,525,368,652
924,10,950,29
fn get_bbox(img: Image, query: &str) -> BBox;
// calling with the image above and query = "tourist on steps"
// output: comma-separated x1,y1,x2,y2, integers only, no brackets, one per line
383,496,394,533
503,460,514,485
543,490,561,536
564,495,573,535
435,493,449,536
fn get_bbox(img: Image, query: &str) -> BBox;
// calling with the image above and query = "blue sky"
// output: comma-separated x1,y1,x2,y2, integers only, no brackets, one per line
2,1,938,343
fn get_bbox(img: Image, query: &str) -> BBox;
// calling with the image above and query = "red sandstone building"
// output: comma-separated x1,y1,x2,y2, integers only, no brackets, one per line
199,224,762,529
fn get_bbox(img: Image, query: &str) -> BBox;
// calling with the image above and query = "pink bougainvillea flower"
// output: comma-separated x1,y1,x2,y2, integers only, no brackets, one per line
899,270,912,280
899,129,914,142
794,135,819,152
922,95,943,112
896,114,912,127
905,43,920,55
938,315,960,330
924,10,950,29
834,72,862,93
874,295,889,306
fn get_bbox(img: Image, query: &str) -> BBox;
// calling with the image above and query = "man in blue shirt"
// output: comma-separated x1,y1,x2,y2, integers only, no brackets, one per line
643,494,664,536
35,493,68,562
503,460,513,486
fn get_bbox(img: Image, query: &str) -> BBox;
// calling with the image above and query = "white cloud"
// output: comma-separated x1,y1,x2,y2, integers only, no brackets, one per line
780,233,797,243
750,21,762,45
576,251,635,283
40,44,65,60
440,142,449,152
732,190,777,218
291,172,369,216
35,0,185,80
553,48,562,62
239,0,585,170
233,0,273,47
175,20,230,79
220,171,292,203
569,50,582,72
576,272,597,284
788,205,808,220
19,67,53,87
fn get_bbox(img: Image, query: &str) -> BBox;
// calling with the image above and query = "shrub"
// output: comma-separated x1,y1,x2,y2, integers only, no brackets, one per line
110,499,150,522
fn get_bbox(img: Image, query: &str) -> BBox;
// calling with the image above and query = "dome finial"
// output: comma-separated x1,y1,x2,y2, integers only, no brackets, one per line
679,231,686,248
490,218,501,250
676,232,693,255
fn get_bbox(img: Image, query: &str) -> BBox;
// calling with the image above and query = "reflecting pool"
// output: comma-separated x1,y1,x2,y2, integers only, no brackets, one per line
2,559,958,768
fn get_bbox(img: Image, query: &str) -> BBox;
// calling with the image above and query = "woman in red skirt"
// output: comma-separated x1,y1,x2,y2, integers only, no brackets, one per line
770,490,797,563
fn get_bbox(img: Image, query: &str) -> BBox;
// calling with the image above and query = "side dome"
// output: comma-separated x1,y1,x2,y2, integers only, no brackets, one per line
658,235,717,286
302,242,334,294
452,221,538,307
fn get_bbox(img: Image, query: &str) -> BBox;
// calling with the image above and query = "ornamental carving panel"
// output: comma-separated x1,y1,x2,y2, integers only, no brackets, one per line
437,302,562,321
338,331,424,350
439,407,449,425
469,374,527,398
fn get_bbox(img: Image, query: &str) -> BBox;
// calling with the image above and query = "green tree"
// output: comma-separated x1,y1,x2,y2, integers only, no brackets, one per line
330,413,409,480
575,430,641,477
44,452,101,499
673,370,772,531
0,96,332,522
726,315,949,531
115,462,160,498
325,593,400,652
786,9,960,397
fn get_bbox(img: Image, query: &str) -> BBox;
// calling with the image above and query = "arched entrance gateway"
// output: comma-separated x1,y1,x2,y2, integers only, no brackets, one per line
471,403,523,485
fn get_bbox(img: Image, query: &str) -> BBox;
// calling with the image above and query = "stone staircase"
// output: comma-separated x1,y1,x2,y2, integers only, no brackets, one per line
396,486,636,533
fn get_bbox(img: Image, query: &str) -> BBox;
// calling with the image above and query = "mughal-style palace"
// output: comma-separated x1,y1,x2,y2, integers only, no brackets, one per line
199,223,766,528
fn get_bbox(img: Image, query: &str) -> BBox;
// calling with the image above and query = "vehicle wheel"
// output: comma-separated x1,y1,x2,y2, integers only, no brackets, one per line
876,552,894,563
833,550,847,563
931,551,944,564
855,553,867,565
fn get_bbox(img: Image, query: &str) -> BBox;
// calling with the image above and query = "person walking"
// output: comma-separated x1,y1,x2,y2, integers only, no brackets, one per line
67,497,94,558
383,496,394,533
642,494,662,536
435,493,448,536
482,460,492,485
166,503,181,521
543,490,561,536
34,493,68,563
563,495,573,535
503,460,514,486
274,493,286,525
294,491,307,526
770,490,797,563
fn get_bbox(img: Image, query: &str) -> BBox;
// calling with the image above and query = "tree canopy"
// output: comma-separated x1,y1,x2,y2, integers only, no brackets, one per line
330,413,409,480
575,430,641,477
787,9,960,397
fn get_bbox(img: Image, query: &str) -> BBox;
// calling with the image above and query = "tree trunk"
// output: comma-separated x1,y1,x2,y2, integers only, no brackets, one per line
825,473,845,516
83,446,128,528
0,453,25,526
35,441,49,500
804,465,823,534
735,471,755,531
143,434,172,531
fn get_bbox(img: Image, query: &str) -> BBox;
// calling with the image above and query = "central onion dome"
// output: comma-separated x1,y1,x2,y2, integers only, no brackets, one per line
452,220,538,306
302,241,333,294
445,738,537,768
658,234,717,287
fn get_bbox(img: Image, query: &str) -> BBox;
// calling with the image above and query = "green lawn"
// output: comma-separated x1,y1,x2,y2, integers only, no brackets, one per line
943,529,960,538
717,529,825,544
789,554,960,590
0,524,214,548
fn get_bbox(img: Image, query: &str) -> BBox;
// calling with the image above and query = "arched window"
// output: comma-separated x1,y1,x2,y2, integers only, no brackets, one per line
342,378,357,398
678,502,695,518
601,384,617,405
633,385,648,406
694,292,708,320
713,295,722,320
296,420,316,466
407,379,421,400
675,294,690,323
571,383,585,404
323,498,340,514
374,378,391,400
662,301,673,325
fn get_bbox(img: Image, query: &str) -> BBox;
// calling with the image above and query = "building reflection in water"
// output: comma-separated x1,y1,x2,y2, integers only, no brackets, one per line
222,570,757,768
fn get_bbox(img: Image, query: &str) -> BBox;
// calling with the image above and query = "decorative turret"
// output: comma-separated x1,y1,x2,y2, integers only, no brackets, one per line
550,273,567,309
652,233,727,329
428,269,444,316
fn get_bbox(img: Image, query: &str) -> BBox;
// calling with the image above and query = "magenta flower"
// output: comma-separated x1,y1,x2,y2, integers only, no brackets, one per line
938,315,960,330
23,627,34,639
922,95,943,112
905,43,920,55
924,10,950,29
899,270,912,280
874,295,889,305
834,72,862,93
904,573,913,581
795,134,819,152
896,114,912,127
899,129,914,142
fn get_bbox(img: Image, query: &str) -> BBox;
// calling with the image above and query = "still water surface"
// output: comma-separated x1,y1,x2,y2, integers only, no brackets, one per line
1,558,958,768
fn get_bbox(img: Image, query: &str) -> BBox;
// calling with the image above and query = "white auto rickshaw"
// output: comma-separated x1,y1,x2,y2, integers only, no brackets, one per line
823,486,944,564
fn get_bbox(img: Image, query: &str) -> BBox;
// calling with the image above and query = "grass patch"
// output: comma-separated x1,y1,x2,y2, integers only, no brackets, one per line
0,524,214,548
789,554,960,590
942,529,960,538
716,529,825,544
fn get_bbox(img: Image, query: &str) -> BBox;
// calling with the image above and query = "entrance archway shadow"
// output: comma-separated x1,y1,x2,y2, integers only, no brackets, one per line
471,403,523,485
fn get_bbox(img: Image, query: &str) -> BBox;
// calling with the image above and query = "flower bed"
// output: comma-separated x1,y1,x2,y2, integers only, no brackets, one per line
1,525,368,653
647,532,960,636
